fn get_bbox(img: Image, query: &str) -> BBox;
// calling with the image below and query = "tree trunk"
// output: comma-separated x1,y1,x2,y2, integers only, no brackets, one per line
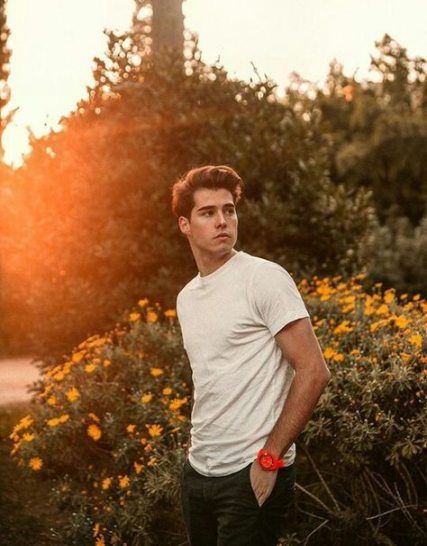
151,0,184,58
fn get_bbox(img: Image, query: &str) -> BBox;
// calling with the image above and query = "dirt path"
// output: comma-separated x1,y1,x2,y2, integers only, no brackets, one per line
0,357,41,407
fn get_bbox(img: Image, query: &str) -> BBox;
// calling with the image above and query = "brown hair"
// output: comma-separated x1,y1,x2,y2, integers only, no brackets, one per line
171,165,244,219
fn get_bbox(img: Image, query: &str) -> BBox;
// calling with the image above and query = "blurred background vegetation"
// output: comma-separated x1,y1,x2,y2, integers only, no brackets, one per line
0,0,425,363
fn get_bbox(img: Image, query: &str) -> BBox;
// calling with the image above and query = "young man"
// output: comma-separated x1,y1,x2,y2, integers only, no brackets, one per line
171,165,331,546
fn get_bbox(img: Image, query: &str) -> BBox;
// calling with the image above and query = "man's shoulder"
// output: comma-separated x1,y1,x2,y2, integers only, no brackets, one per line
241,252,288,276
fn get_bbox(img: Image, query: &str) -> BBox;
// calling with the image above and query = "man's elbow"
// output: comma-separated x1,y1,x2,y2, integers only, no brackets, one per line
309,360,331,388
321,366,332,386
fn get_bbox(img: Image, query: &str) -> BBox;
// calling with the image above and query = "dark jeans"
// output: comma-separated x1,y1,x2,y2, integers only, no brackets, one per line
180,457,296,546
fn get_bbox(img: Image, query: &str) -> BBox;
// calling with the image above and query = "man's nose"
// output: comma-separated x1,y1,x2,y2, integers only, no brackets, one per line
216,212,227,226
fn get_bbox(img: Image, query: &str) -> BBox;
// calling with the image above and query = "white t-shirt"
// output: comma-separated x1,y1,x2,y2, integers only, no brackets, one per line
176,250,310,477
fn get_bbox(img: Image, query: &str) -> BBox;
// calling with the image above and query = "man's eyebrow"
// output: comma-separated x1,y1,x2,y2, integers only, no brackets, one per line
196,203,236,212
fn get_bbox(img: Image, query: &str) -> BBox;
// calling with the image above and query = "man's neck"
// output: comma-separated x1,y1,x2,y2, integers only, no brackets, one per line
195,249,238,277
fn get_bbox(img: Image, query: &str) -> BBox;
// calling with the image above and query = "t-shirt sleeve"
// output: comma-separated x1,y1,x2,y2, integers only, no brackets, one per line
250,261,310,337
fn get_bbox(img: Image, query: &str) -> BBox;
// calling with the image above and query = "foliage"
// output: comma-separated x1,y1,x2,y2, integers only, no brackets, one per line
0,403,69,544
314,34,427,225
360,213,427,296
8,276,426,545
0,0,13,159
0,28,374,358
9,301,190,545
0,162,16,355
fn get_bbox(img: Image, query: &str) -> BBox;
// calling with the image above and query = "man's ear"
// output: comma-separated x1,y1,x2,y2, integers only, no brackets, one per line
178,216,191,237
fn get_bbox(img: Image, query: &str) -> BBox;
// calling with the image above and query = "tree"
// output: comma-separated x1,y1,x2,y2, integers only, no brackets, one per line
0,0,12,160
312,35,427,225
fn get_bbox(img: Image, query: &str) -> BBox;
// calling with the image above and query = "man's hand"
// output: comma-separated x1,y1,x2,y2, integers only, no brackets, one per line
249,459,278,506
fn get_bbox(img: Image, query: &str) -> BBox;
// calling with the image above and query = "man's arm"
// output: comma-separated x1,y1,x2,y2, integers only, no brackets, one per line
262,316,331,459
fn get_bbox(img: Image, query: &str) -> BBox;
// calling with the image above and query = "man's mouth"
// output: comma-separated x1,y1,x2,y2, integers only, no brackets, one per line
215,233,230,238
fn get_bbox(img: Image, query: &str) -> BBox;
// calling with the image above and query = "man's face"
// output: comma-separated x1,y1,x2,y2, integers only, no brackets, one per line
179,188,238,256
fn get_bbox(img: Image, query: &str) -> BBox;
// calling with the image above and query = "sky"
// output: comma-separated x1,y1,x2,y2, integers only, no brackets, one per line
3,0,426,167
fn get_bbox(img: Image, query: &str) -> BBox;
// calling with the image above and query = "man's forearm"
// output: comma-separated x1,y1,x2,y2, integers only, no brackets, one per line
262,367,330,460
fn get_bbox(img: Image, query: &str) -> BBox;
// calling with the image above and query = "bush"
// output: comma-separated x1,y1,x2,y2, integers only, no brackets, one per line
8,275,426,545
360,213,427,297
9,301,191,545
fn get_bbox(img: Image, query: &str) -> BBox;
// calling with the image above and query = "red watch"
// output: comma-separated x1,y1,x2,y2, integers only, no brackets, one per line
257,449,285,471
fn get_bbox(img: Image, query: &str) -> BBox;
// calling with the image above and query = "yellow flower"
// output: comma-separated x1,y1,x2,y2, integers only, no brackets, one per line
88,412,100,422
119,475,130,488
15,415,34,432
84,363,97,373
129,312,141,322
47,395,58,406
333,352,344,362
95,537,105,546
164,309,177,318
394,315,409,329
408,333,422,348
29,457,43,471
150,367,163,377
102,477,112,490
141,393,153,404
375,304,389,315
146,310,158,323
103,359,112,367
169,397,188,412
147,424,163,437
53,371,65,382
22,432,35,442
384,291,394,304
323,347,335,360
48,414,69,427
333,320,353,335
162,387,172,396
87,424,102,441
134,461,143,474
138,298,149,308
126,424,137,434
66,387,80,402
72,351,85,363
317,285,333,301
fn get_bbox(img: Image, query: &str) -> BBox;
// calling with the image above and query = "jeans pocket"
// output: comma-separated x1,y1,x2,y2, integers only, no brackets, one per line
244,462,261,506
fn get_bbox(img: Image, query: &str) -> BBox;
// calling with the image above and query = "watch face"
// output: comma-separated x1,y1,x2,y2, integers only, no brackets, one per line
261,454,273,469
